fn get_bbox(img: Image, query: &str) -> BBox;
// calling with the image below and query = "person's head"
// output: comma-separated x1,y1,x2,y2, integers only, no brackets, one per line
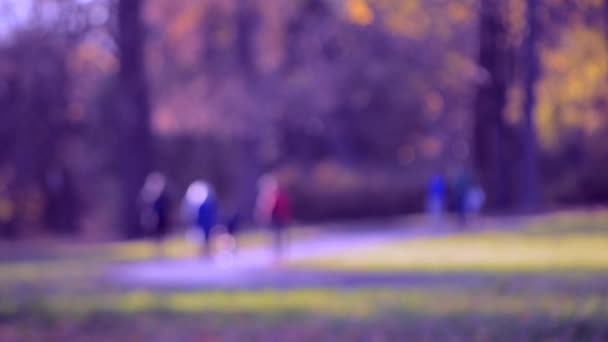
258,174,279,193
143,171,166,198
185,180,212,206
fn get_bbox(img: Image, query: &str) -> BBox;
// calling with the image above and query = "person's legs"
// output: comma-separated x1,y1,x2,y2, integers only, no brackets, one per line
227,219,239,254
201,225,212,259
428,196,444,228
154,220,169,258
273,225,283,262
154,235,165,258
459,198,468,228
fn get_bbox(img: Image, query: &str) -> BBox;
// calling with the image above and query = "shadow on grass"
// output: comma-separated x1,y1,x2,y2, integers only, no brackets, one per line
1,306,607,341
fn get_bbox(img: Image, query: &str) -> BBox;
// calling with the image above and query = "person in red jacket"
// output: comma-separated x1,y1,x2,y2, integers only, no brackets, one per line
255,174,292,262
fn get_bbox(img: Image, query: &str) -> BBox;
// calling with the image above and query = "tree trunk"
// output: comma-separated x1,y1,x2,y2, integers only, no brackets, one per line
520,0,541,211
605,0,608,38
117,0,151,238
473,0,510,210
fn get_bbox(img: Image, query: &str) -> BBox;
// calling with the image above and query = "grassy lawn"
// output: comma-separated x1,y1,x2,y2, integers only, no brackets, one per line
295,210,608,273
1,211,608,340
2,285,608,340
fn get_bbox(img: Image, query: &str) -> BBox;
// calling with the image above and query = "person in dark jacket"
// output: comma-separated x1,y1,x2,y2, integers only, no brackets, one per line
224,209,241,252
139,172,172,256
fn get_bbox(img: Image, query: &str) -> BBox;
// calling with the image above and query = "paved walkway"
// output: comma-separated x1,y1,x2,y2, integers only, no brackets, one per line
113,224,455,289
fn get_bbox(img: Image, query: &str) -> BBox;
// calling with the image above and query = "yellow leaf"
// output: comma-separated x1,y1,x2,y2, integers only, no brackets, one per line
346,0,374,26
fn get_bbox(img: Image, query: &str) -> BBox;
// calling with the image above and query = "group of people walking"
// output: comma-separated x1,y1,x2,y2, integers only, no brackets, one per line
138,172,292,260
427,169,485,227
138,168,484,261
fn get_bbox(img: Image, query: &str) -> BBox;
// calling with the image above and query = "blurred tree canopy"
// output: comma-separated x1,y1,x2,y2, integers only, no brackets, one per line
0,0,607,238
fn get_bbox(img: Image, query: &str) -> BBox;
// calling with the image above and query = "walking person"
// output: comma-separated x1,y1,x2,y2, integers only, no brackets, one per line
427,172,446,228
255,175,292,264
183,180,218,259
139,172,172,256
455,168,482,228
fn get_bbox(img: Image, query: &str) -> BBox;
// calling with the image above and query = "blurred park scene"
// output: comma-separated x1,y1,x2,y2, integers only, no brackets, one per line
1,0,608,340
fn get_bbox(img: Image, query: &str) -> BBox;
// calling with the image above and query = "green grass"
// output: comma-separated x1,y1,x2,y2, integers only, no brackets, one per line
2,211,608,340
1,285,608,340
295,211,608,273
5,287,606,319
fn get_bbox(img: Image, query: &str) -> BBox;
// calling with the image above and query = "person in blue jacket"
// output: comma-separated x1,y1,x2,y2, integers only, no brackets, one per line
455,168,473,227
183,180,217,258
427,172,446,227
